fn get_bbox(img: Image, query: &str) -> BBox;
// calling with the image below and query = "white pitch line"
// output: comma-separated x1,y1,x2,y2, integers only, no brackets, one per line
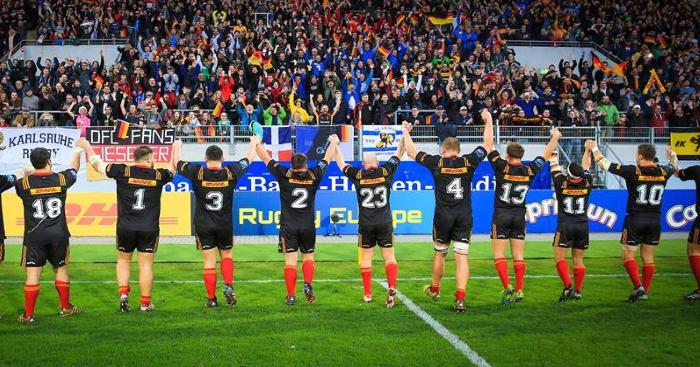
0,273,688,284
377,280,492,367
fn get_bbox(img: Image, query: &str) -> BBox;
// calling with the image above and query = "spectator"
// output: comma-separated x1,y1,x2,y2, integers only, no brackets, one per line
596,95,620,137
263,103,287,126
433,106,456,143
12,109,34,127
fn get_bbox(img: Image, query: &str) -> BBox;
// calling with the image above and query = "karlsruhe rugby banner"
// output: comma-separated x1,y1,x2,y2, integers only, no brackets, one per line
86,126,176,180
295,125,355,161
0,128,79,165
1,192,191,236
361,125,403,159
670,129,700,160
229,189,697,235
165,161,553,192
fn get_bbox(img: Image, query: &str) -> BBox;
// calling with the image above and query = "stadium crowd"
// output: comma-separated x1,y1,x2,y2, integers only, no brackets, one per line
0,0,698,140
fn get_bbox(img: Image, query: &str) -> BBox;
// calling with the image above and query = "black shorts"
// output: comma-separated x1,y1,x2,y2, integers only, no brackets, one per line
491,209,526,240
278,226,316,254
117,228,160,253
359,222,394,249
688,219,700,245
196,227,233,251
553,220,589,250
21,236,70,267
433,211,472,245
621,214,660,246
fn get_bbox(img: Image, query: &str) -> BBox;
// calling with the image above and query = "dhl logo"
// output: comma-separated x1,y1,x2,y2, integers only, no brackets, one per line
504,175,530,182
637,175,665,182
360,177,386,185
289,179,314,185
29,187,61,195
202,181,229,188
440,167,468,175
128,178,157,186
562,189,589,196
15,203,179,226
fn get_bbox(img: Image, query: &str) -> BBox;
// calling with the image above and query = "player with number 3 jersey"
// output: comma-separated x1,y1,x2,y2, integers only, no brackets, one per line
589,141,677,302
487,128,560,304
402,109,493,312
256,135,339,306
84,141,175,313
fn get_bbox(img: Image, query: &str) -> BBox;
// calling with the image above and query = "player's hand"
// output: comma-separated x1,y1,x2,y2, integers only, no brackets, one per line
250,134,262,145
328,134,340,144
666,146,676,159
480,108,491,122
173,139,183,148
584,139,596,151
550,127,561,139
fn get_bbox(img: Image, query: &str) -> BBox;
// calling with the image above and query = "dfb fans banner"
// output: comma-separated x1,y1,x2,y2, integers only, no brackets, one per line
1,192,191,236
295,125,354,161
361,125,403,159
0,128,79,165
670,129,700,160
165,161,552,192
85,127,175,181
230,189,696,235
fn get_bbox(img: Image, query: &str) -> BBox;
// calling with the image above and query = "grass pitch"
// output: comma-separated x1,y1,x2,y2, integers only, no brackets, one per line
0,239,698,367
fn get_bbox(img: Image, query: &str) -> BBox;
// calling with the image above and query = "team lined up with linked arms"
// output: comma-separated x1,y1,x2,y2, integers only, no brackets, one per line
1,109,698,323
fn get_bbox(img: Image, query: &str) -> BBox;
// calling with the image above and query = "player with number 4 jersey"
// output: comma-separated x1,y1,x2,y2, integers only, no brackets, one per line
549,146,593,303
402,109,493,312
172,137,258,308
488,128,560,304
589,141,677,302
335,141,403,308
15,144,83,324
256,134,339,306
84,141,174,313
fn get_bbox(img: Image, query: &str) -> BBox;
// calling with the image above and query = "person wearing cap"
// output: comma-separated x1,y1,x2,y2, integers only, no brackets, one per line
453,105,473,126
628,104,649,131
433,105,456,143
21,88,39,111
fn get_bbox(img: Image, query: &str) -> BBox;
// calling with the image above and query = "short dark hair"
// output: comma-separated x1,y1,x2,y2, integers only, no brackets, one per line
205,145,224,161
291,153,308,170
30,147,51,169
506,143,524,159
134,146,154,161
637,144,656,161
567,162,584,178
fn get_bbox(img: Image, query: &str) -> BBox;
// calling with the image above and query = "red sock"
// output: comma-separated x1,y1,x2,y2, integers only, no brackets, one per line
555,260,571,288
23,284,40,317
360,267,372,296
431,283,441,293
54,280,70,309
284,266,297,296
385,262,398,289
302,260,315,285
118,285,131,297
690,255,700,289
573,266,586,292
514,260,526,291
624,259,641,287
203,268,217,300
220,257,234,286
642,263,655,294
140,295,151,307
494,257,510,288
455,288,466,301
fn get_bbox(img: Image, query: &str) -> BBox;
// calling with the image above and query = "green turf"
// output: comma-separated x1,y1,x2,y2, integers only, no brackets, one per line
0,240,698,367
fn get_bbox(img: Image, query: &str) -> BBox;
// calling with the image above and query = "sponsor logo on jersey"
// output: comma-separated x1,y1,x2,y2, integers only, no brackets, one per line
128,178,157,186
637,175,665,182
29,186,61,195
440,167,468,175
503,174,530,182
561,189,589,196
201,181,229,188
359,177,386,185
289,178,314,185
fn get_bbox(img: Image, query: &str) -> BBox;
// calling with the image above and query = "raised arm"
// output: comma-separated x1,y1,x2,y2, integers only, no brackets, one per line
68,138,85,172
581,143,592,171
334,143,348,171
586,140,610,171
246,135,261,163
170,140,183,173
667,146,679,174
481,109,494,152
401,122,418,159
323,134,340,162
541,127,561,160
255,141,273,165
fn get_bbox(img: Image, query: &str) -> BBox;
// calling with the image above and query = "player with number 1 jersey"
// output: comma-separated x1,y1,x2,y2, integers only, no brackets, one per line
488,128,560,304
589,141,677,302
256,135,339,306
84,142,174,313
402,109,493,312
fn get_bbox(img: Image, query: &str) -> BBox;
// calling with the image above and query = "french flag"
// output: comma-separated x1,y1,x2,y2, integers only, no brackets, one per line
263,126,292,161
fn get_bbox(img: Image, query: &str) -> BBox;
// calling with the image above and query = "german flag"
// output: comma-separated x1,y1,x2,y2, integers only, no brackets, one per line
336,124,353,142
116,120,130,139
93,75,105,89
396,14,406,26
332,32,341,45
644,35,657,44
609,61,627,77
409,14,420,25
378,45,390,57
427,15,454,26
212,101,223,118
591,53,610,73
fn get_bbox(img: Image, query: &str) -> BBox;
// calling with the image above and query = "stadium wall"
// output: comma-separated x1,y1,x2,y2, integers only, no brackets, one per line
509,46,618,70
10,45,124,67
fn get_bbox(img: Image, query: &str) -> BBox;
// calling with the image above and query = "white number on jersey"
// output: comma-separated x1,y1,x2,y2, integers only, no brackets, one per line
636,184,664,206
360,186,388,209
498,183,528,204
133,188,146,210
291,188,309,209
562,197,586,215
205,191,224,211
446,178,464,199
32,197,62,219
